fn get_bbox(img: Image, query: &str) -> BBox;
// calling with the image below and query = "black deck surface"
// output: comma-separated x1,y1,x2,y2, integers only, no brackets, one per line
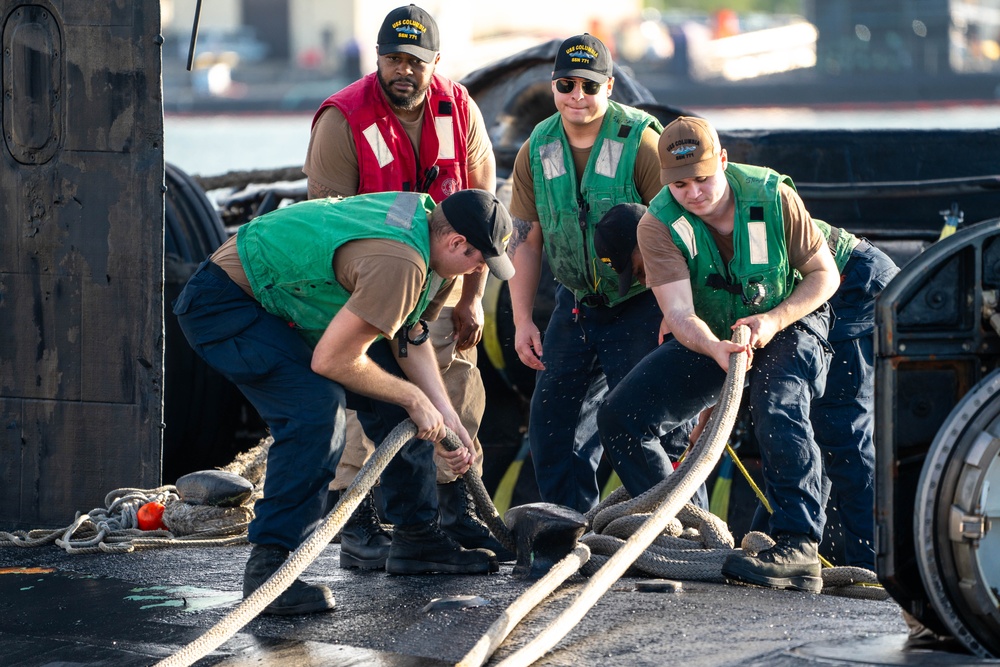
1,542,994,667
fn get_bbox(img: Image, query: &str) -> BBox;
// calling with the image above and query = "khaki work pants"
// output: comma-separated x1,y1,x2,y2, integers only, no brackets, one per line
331,307,486,490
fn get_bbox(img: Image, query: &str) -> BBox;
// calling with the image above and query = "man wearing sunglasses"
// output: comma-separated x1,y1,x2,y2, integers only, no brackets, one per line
506,33,675,513
302,5,510,570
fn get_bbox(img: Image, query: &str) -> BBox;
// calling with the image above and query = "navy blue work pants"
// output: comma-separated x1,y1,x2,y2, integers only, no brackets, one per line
529,286,664,512
812,241,899,568
174,259,437,550
599,310,832,542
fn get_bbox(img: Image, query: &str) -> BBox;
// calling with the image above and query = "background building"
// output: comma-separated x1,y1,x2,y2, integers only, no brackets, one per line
163,0,642,81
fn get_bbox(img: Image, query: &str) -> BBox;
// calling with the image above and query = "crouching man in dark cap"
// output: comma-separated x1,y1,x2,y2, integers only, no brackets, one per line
173,189,514,614
596,116,840,593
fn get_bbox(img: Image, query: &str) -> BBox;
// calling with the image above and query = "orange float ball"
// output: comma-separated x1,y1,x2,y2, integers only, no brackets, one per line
137,501,166,531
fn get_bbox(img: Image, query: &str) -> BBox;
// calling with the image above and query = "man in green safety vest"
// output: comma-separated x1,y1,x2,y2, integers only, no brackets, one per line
597,116,841,593
173,189,514,614
507,33,683,513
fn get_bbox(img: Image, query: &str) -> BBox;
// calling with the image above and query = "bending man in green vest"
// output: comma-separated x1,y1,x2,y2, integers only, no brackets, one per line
597,116,841,593
304,5,507,568
173,190,514,614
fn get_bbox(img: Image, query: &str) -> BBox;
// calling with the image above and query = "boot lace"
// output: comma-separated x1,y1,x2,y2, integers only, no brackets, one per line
354,492,390,538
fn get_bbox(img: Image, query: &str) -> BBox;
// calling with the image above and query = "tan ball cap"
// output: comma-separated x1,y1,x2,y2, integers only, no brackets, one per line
658,116,722,184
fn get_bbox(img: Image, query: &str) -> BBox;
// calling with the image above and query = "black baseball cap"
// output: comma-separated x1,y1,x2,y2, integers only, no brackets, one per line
440,189,515,281
377,5,440,63
552,33,613,84
594,203,646,297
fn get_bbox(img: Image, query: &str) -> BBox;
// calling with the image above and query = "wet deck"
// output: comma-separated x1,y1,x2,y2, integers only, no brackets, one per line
0,541,994,667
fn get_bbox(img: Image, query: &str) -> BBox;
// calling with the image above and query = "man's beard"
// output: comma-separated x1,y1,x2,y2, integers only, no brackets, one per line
377,70,426,111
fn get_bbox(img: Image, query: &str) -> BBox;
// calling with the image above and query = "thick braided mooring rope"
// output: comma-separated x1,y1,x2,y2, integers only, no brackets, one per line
577,340,887,602
154,419,511,667
153,420,420,667
486,325,752,667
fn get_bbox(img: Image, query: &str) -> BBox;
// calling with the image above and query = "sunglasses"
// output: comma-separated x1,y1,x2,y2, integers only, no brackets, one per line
555,78,604,95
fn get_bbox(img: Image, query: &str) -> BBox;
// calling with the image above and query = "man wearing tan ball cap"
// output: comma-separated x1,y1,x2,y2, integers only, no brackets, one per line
657,115,723,182
598,115,841,594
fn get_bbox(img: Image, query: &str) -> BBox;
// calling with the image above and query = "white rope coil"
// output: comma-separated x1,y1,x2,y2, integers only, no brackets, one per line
577,476,888,600
0,439,271,554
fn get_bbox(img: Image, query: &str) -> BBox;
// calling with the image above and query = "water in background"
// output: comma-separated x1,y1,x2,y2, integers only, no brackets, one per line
164,104,998,177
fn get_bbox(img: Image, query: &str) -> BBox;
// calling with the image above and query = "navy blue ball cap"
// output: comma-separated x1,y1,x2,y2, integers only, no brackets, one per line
552,33,613,84
594,203,647,297
377,5,440,63
440,189,515,281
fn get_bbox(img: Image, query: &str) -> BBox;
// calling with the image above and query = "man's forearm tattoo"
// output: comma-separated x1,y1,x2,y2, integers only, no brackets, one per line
508,216,533,257
307,180,344,201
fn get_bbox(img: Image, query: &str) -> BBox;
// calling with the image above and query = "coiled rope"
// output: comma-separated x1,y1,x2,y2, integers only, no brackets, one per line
468,325,752,667
0,442,268,553
575,328,887,602
0,487,183,554
155,419,511,667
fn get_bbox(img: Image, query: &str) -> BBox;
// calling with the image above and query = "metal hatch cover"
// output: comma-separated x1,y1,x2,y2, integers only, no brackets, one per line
915,369,1000,658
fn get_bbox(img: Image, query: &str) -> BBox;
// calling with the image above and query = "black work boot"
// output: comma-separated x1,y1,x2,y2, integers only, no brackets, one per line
386,520,496,575
437,478,515,562
339,490,392,570
721,533,823,593
243,544,336,615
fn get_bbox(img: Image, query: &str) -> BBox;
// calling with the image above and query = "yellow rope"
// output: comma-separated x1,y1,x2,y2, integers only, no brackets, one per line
724,444,839,569
725,443,770,512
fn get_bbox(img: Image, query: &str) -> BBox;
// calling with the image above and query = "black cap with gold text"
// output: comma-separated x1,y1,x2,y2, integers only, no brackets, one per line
552,33,613,83
377,5,440,63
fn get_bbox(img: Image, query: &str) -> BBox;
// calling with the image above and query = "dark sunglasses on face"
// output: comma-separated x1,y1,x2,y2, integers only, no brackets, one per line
555,78,603,95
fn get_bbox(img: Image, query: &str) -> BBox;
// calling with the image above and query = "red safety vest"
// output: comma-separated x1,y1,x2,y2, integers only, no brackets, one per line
313,72,471,203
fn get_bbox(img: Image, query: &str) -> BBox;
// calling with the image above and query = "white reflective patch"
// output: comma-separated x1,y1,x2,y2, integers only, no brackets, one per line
748,221,769,264
435,116,455,160
539,141,566,180
362,123,394,169
385,192,419,230
595,139,623,178
671,217,697,258
427,271,448,295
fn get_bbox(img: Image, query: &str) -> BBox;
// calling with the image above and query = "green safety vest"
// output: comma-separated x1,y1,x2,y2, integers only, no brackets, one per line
647,162,797,340
813,218,858,274
529,100,662,306
237,192,440,347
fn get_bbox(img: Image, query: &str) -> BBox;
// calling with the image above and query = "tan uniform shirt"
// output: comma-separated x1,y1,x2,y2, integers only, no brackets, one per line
210,234,450,340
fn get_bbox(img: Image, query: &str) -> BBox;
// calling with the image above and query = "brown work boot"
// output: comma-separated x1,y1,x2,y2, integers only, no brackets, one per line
721,532,823,593
386,520,496,575
339,490,392,570
243,544,336,615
